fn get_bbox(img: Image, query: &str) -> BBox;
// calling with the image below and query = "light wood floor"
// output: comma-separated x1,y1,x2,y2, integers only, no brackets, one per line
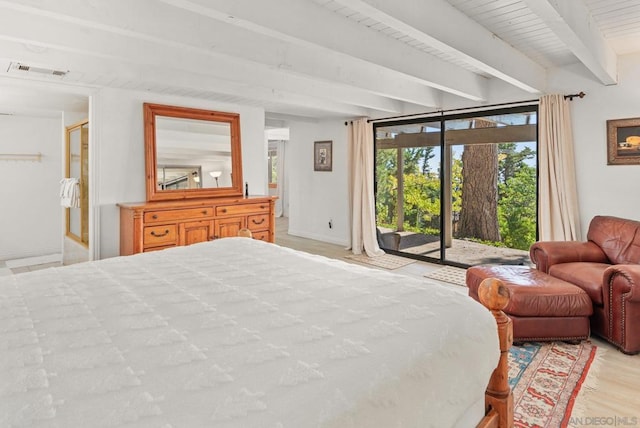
276,217,640,422
275,217,445,278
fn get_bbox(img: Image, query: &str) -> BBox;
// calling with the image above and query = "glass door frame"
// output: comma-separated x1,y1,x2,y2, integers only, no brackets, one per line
373,104,538,267
65,119,89,247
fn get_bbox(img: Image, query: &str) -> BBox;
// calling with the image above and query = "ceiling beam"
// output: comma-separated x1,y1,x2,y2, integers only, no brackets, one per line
522,0,617,85
159,0,490,101
332,0,546,94
0,0,441,110
377,124,537,149
0,7,381,117
0,40,372,119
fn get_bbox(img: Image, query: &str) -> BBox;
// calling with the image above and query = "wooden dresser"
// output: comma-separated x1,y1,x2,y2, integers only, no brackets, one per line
118,196,276,255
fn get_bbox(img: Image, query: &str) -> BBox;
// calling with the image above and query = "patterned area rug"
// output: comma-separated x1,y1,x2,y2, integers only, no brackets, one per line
509,341,599,427
344,253,417,270
423,265,467,286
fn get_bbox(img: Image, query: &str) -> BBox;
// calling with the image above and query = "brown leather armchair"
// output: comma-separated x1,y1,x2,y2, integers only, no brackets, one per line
530,215,640,354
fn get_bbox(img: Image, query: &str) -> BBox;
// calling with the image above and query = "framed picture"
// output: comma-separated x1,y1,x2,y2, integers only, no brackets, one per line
314,140,332,171
607,117,640,165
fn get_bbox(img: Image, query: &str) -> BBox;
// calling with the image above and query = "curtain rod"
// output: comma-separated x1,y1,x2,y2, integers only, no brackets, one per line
343,91,586,125
564,91,586,101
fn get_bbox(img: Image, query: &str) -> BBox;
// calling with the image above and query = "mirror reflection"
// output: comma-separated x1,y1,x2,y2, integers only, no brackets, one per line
144,103,243,201
157,165,202,190
155,116,233,190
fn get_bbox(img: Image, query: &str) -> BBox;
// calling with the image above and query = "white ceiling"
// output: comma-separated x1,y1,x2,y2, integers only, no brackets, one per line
0,0,639,120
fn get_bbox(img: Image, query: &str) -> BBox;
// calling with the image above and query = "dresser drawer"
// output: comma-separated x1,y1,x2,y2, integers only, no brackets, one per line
252,230,270,242
247,214,269,231
216,203,269,216
144,207,213,223
144,225,178,247
144,244,176,252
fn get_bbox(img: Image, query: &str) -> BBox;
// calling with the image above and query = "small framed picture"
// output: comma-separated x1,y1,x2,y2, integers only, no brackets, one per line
607,117,640,165
314,140,332,171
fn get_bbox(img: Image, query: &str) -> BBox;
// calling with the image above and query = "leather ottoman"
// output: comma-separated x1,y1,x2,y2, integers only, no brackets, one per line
466,265,593,342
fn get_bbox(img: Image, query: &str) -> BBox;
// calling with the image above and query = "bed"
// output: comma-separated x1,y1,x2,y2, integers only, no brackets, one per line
1,238,511,427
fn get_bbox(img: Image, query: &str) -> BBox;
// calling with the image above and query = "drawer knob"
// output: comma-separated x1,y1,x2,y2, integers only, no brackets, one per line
251,218,265,225
221,208,227,213
151,229,170,237
202,210,208,215
152,214,158,220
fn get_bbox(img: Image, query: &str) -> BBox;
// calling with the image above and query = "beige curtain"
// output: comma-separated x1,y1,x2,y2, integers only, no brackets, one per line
538,94,581,241
348,118,384,256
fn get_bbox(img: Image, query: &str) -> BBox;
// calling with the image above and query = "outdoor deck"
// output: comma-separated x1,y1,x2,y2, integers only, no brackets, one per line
379,229,532,266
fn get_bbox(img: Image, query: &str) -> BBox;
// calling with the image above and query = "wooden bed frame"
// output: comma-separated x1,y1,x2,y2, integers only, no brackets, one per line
476,278,514,428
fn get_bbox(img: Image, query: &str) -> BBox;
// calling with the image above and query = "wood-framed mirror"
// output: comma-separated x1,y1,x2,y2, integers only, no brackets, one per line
144,103,243,201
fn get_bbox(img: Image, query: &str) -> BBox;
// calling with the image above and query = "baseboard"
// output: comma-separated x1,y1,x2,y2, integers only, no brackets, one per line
4,253,62,268
286,228,350,247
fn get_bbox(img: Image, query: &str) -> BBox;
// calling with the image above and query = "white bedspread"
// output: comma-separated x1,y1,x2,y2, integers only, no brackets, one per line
1,238,499,428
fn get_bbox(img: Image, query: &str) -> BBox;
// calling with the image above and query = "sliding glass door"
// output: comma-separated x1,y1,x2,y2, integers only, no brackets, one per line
375,121,443,260
374,106,537,267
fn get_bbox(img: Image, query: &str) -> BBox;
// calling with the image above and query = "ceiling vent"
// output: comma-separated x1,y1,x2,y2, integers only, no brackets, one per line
8,62,68,77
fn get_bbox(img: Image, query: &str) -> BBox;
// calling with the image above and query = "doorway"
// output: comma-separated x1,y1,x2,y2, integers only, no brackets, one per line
0,82,90,265
266,127,289,218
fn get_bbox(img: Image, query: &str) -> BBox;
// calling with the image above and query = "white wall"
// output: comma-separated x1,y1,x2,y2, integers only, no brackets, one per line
93,88,267,259
287,119,350,246
0,115,62,260
548,53,640,237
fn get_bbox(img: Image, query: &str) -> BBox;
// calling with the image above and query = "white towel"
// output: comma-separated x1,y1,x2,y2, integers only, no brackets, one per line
60,178,80,208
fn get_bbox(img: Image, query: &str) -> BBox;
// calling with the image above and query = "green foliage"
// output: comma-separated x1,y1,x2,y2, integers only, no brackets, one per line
498,143,535,184
498,165,537,250
375,146,440,231
450,158,463,215
375,149,398,225
403,172,440,230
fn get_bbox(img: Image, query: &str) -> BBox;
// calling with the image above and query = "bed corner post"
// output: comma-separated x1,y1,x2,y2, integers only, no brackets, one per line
477,278,514,428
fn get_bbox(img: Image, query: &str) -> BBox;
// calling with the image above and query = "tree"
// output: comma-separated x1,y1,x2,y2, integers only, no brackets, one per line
498,143,535,184
457,120,501,241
